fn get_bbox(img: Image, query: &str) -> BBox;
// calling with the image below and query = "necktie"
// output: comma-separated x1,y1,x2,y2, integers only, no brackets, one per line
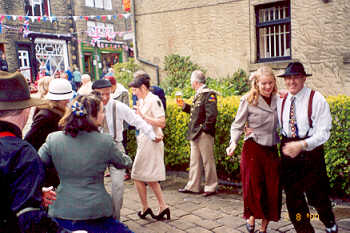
289,96,298,138
102,108,109,134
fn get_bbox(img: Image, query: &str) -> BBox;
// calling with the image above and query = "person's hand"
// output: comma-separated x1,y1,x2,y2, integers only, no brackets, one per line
244,126,253,137
226,143,237,156
153,135,163,143
282,141,304,158
278,89,288,98
42,186,56,207
176,99,184,108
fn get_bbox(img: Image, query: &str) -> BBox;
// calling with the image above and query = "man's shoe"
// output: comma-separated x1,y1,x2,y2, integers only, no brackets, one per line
202,191,216,197
178,188,200,194
326,224,338,233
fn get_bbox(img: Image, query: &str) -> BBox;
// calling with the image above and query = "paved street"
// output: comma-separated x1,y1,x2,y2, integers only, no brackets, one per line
106,174,350,233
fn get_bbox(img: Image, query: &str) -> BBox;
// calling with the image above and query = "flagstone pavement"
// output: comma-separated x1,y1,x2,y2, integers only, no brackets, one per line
105,174,350,233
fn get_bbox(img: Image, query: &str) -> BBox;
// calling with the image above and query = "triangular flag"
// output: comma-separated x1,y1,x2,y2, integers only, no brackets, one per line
118,14,123,19
73,16,78,21
25,16,29,21
122,13,131,19
12,15,17,21
18,16,23,21
80,16,83,20
90,16,95,19
0,15,5,22
43,16,47,22
84,16,89,21
30,16,36,23
7,15,12,20
37,16,41,22
0,23,2,34
101,15,106,21
107,15,112,20
113,15,117,20
96,15,101,20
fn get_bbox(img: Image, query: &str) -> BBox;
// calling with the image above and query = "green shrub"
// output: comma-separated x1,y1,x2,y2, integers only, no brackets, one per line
325,95,350,196
126,95,350,196
113,58,139,87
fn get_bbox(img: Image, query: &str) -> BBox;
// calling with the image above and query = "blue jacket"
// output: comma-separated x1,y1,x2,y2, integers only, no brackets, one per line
0,121,64,233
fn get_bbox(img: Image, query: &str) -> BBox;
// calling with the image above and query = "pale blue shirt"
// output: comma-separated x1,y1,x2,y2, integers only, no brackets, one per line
277,86,332,151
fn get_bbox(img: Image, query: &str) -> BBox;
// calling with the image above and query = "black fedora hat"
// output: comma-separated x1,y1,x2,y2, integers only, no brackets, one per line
0,71,43,110
278,62,312,77
92,79,112,90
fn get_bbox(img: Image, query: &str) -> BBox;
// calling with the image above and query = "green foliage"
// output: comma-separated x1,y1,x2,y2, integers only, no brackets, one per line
162,54,204,98
325,95,350,196
162,54,250,98
126,95,350,196
206,69,250,97
113,58,139,87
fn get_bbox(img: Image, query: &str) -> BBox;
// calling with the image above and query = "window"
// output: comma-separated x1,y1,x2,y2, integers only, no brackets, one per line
25,0,51,16
85,0,112,10
255,0,291,62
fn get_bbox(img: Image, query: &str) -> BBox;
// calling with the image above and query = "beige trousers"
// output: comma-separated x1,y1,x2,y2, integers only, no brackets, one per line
185,132,218,193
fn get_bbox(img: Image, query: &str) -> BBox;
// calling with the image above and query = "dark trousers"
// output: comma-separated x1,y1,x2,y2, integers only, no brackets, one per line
281,137,335,233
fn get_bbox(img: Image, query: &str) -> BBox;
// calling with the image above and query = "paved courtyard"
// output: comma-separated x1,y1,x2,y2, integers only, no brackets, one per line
106,174,350,233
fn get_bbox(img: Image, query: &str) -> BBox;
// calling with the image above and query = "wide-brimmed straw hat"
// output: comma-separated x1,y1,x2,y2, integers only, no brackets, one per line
46,79,73,100
278,62,312,77
0,71,43,110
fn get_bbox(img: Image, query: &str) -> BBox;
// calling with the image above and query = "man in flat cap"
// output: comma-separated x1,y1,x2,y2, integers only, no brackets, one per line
91,79,161,220
0,71,68,232
277,62,337,233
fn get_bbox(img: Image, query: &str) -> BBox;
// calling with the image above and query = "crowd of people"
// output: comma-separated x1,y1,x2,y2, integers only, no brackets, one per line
0,61,338,233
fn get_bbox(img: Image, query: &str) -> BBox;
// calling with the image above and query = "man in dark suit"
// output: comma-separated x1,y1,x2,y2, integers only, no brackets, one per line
177,70,218,197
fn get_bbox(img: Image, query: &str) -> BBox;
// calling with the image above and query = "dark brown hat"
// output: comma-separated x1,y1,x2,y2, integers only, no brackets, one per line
0,71,43,110
128,73,150,88
278,62,312,77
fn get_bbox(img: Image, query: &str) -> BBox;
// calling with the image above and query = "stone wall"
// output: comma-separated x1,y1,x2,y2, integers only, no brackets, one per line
134,0,350,95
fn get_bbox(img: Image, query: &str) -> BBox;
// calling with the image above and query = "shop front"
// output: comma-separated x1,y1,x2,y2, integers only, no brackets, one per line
81,40,124,80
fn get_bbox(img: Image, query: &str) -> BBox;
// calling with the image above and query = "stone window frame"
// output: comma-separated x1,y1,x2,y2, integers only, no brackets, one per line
255,0,291,63
25,0,51,17
85,0,112,10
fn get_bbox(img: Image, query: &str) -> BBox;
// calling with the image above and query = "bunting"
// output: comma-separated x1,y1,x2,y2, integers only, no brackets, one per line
0,13,131,23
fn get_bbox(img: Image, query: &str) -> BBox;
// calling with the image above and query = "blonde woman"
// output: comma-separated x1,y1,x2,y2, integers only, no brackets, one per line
37,76,53,99
226,66,281,233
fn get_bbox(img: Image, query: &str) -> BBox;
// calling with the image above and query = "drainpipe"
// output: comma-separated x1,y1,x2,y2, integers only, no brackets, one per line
131,0,160,85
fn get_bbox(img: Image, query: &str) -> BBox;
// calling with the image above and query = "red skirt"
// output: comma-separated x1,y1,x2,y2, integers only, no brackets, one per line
240,139,282,221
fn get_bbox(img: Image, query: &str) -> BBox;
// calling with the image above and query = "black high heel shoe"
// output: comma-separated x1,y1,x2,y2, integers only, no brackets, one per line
137,208,155,219
153,208,170,220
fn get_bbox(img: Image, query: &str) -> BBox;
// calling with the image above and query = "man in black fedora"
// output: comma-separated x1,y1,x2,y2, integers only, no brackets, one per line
277,62,337,233
0,71,69,232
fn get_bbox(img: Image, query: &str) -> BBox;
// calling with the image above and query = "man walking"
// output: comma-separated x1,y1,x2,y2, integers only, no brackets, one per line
177,70,218,197
91,79,161,220
277,62,337,233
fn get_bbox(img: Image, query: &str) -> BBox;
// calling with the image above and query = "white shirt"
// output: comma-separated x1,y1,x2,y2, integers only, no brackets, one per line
104,99,156,142
112,83,128,99
277,86,332,151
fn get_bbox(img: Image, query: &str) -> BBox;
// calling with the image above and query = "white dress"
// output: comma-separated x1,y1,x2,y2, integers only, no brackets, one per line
131,92,166,182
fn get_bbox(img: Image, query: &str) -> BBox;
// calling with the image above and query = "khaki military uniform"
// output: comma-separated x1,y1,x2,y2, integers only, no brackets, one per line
182,85,218,193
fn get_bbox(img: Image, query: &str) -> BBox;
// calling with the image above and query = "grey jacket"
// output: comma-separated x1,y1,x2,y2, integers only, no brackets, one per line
230,94,280,146
38,131,132,220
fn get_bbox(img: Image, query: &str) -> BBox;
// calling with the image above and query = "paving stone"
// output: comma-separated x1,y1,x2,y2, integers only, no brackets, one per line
192,207,223,220
216,215,245,228
169,219,196,230
338,218,350,230
175,202,204,212
212,226,241,233
172,208,190,218
140,220,178,233
185,226,213,233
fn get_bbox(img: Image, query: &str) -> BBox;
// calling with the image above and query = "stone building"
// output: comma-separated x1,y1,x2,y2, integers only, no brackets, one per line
0,0,131,81
132,0,350,95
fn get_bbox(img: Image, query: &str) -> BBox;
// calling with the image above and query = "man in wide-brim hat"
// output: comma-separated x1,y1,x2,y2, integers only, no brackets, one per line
0,71,66,232
277,62,338,233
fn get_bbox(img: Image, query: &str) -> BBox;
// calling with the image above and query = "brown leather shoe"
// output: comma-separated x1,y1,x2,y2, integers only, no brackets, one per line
178,188,200,194
202,191,216,197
